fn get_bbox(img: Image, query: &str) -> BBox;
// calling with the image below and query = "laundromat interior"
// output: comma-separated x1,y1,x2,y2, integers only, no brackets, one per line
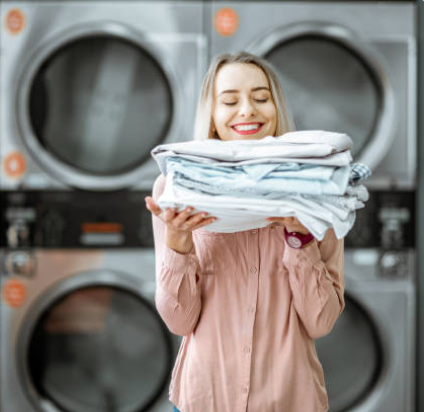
0,0,424,411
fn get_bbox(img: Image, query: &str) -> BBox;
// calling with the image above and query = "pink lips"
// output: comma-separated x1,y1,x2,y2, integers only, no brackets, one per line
231,123,264,135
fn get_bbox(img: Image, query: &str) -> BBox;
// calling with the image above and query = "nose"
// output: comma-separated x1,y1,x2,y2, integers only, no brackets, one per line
239,98,257,118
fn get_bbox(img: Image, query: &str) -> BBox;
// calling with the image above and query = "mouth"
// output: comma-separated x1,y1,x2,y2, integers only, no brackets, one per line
231,122,264,135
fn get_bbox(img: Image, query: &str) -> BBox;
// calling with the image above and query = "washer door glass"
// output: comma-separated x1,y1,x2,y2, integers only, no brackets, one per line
30,36,173,175
28,286,173,412
315,294,383,411
265,36,381,158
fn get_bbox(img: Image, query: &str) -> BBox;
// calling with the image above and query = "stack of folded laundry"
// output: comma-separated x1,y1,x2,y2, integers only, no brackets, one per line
151,130,371,240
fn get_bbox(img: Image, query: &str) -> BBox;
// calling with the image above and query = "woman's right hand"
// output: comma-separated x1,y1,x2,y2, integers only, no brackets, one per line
145,196,217,253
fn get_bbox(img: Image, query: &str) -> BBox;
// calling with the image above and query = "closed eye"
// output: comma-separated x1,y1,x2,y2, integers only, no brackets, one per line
224,99,268,105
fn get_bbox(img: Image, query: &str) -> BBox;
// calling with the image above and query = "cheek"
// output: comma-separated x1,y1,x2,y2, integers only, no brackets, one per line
264,105,277,134
268,106,278,125
269,104,277,118
261,104,276,121
214,108,232,129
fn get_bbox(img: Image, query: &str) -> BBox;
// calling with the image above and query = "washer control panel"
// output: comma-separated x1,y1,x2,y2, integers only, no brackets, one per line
345,190,415,249
0,191,154,248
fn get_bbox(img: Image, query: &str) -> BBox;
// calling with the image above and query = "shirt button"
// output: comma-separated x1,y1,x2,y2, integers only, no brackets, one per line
244,346,251,354
242,387,248,394
251,229,257,234
250,267,257,274
248,306,255,313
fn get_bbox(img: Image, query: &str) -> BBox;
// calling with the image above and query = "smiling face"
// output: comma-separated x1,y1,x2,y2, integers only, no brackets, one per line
212,63,278,141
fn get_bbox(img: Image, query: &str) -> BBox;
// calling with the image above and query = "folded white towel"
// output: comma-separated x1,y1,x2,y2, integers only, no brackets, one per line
158,174,355,240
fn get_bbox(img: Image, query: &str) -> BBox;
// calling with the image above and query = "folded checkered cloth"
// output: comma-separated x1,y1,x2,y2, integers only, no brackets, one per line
350,163,371,183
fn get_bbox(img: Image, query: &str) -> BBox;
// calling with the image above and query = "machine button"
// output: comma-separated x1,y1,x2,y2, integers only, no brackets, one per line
7,220,30,248
379,251,407,278
5,251,35,277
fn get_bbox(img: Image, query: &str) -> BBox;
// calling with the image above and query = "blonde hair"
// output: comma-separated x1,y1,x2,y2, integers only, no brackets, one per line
193,51,296,141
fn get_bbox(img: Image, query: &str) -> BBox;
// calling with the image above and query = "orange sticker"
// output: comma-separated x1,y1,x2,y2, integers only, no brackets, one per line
3,151,26,179
4,9,26,35
2,279,26,308
214,8,239,37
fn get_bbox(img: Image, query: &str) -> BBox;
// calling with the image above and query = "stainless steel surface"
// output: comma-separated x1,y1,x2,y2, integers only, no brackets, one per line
0,3,197,411
416,3,423,411
315,249,416,412
0,1,206,191
1,249,179,412
209,1,417,189
248,21,396,176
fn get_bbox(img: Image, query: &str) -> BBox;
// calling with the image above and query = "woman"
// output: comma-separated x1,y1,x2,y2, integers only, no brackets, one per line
145,52,344,412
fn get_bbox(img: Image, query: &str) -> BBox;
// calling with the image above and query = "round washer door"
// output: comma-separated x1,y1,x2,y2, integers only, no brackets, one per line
17,22,179,191
315,294,384,412
249,22,396,169
17,271,177,412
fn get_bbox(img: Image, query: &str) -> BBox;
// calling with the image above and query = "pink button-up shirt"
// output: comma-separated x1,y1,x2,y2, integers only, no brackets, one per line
152,175,345,412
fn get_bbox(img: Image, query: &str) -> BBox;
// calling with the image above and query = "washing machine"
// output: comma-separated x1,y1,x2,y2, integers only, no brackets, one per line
207,1,417,189
0,1,206,191
316,190,416,412
0,2,203,410
208,2,417,411
0,190,180,412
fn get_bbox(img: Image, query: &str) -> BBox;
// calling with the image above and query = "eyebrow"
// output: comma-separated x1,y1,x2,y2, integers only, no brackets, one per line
218,87,270,96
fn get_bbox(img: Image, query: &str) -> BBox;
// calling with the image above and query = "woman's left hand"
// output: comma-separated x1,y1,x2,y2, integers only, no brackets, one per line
266,216,309,235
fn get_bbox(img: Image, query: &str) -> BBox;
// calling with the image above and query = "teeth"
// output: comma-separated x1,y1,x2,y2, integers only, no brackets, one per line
234,123,261,131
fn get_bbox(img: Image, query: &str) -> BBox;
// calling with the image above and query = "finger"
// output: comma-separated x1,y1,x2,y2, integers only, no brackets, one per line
290,217,302,225
191,216,217,231
145,197,163,216
266,217,289,223
164,207,178,223
181,211,210,230
186,211,209,224
267,222,285,227
172,206,195,227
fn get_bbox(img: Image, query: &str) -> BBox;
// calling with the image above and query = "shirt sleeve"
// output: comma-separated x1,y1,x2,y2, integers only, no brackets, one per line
151,174,202,337
282,228,345,339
